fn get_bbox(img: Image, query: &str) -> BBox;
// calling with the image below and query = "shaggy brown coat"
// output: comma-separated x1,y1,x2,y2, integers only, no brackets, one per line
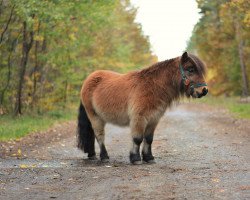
78,52,207,164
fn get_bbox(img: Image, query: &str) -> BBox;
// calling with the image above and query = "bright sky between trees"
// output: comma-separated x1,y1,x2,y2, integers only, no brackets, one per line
130,0,200,61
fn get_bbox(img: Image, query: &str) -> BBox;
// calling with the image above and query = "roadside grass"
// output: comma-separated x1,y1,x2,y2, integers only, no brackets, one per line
0,107,77,141
1,96,249,141
198,96,250,119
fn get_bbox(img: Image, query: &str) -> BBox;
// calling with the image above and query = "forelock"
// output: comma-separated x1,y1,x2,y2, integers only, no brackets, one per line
189,54,206,75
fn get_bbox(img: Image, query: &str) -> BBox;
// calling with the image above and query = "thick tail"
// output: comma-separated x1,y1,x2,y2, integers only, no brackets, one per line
77,102,96,157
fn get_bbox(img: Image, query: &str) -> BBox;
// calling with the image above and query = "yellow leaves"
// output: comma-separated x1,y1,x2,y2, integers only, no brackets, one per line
69,33,76,41
243,12,250,27
34,35,44,42
17,149,22,157
19,164,37,169
12,149,22,157
19,164,28,168
207,68,217,79
33,17,40,32
223,0,250,14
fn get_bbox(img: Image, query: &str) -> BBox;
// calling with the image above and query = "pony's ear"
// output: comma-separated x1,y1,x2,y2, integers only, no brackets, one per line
181,51,189,63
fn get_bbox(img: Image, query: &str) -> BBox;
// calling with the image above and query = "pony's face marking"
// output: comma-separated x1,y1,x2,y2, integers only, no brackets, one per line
181,52,208,98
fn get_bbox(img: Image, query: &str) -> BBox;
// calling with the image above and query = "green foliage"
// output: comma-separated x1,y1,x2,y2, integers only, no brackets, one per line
187,0,250,96
229,103,250,119
0,0,156,114
198,96,250,119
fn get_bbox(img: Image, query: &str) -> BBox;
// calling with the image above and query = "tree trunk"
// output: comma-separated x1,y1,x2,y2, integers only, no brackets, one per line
234,20,249,96
0,0,4,17
238,40,249,96
63,80,68,108
0,43,13,109
14,21,34,116
0,26,20,112
0,4,15,44
31,21,41,109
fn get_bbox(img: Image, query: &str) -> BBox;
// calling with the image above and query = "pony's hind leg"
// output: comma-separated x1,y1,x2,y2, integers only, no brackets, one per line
142,122,157,163
129,117,147,165
90,116,109,162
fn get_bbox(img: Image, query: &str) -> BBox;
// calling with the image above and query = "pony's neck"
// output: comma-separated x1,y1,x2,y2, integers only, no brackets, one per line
139,57,182,100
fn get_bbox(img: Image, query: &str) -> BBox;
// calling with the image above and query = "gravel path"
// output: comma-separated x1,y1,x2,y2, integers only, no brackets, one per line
0,103,249,200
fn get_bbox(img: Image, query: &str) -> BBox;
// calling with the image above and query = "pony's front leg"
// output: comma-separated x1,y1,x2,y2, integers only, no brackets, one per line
91,118,109,162
142,123,157,163
129,118,146,165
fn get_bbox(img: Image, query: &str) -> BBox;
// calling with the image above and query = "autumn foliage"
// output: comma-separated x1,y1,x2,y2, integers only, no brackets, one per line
188,0,250,96
0,0,156,115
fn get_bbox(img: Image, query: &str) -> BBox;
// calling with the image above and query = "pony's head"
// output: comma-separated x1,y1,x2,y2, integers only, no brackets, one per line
180,52,208,98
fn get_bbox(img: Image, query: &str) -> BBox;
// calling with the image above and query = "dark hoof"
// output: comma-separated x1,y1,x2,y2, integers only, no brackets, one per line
88,155,97,160
132,160,142,165
100,153,109,162
143,159,156,164
100,144,109,161
88,152,97,160
130,152,141,164
142,152,155,163
101,158,109,163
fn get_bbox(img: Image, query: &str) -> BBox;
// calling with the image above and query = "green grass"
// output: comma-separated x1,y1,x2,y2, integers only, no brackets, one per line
1,97,249,141
0,108,77,141
198,96,250,119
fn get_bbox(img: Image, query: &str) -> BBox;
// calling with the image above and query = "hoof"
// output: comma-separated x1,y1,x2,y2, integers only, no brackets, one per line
100,153,109,162
143,159,156,164
101,158,109,163
88,156,97,160
132,160,142,165
142,152,154,163
130,152,141,164
88,152,97,160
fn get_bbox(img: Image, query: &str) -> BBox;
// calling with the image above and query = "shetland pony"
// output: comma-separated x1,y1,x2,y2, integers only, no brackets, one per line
77,52,208,164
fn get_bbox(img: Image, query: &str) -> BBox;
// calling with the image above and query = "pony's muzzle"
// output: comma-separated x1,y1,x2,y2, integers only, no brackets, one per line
196,87,208,98
202,87,208,96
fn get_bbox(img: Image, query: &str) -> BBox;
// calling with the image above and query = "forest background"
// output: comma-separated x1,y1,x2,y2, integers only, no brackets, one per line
0,0,249,140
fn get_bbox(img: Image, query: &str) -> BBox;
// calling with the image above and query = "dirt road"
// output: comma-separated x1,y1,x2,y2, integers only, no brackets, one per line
0,103,250,200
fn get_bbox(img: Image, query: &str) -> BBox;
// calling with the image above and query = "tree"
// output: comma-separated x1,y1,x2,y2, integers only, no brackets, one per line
0,0,155,115
187,0,250,96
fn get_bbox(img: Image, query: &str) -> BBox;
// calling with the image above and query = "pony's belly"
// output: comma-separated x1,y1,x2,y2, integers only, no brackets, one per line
107,115,130,126
95,109,130,126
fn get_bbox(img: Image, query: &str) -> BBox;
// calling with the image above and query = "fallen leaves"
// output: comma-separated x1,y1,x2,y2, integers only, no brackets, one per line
211,178,220,183
19,164,37,169
17,149,22,157
10,148,23,158
238,185,250,191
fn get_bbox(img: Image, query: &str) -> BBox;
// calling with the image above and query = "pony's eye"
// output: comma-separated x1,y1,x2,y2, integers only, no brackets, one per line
187,67,195,73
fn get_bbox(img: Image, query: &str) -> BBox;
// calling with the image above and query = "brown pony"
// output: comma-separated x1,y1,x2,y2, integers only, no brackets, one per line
77,52,208,164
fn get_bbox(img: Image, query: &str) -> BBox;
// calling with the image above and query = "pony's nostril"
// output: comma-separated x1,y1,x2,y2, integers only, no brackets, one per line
202,88,208,96
197,92,202,98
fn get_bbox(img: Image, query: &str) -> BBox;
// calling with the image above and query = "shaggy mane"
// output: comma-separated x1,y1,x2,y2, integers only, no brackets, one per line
139,58,176,77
